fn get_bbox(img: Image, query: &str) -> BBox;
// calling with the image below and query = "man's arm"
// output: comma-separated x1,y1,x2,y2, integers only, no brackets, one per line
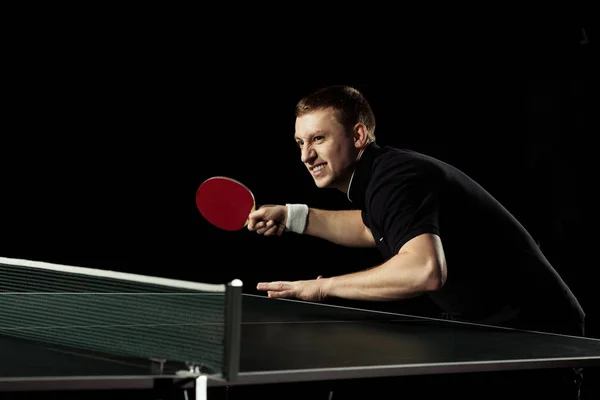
323,233,447,300
305,208,376,248
247,205,376,248
257,233,446,301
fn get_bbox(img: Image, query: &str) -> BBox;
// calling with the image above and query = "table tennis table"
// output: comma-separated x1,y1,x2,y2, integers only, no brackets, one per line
1,256,600,399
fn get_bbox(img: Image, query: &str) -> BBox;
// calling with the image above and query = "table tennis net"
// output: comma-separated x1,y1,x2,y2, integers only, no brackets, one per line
0,257,234,376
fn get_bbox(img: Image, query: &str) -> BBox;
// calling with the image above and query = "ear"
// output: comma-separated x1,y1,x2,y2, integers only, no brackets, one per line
352,123,370,149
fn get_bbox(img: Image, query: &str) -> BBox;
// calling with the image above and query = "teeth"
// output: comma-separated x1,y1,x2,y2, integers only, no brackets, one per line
312,164,326,172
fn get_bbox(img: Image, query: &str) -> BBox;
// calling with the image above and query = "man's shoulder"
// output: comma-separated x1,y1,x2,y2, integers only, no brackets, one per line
371,146,441,179
363,146,437,207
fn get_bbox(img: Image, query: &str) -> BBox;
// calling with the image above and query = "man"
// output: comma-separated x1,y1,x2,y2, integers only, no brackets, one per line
247,85,585,398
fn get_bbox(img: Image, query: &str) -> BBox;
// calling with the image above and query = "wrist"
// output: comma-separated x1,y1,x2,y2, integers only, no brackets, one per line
285,204,309,234
320,276,335,300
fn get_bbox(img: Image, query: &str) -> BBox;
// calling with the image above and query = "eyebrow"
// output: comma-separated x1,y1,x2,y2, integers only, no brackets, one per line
294,130,326,141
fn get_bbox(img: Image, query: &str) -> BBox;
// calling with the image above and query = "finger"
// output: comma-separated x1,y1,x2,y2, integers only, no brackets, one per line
256,224,269,235
257,281,290,291
248,209,269,229
249,207,269,219
276,223,285,236
316,275,323,279
247,218,259,231
263,226,279,236
253,221,267,233
263,221,279,236
268,290,294,298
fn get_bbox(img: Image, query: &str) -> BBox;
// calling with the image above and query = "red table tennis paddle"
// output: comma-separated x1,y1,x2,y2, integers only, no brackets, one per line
195,176,284,235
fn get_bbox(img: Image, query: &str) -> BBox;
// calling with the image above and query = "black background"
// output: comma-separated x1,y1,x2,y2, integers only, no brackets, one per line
2,27,597,342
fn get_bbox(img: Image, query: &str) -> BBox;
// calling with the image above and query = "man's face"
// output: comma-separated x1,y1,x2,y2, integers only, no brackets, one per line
294,108,359,192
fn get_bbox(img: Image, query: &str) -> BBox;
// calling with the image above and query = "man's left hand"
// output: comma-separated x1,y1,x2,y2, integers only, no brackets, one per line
256,276,327,301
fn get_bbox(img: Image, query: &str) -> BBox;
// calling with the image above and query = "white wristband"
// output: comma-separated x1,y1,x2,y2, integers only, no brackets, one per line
286,204,309,234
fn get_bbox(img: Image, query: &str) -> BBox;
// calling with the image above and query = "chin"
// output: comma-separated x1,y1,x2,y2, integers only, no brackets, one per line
313,177,331,189
313,176,334,189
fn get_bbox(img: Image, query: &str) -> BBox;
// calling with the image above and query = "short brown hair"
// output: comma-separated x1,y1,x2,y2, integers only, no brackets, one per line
295,85,376,142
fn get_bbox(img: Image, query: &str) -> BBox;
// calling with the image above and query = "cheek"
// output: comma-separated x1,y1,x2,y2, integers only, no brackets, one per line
334,146,354,165
322,144,352,170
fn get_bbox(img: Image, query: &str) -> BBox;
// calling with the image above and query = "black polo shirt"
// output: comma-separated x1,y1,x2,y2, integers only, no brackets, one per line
347,142,585,335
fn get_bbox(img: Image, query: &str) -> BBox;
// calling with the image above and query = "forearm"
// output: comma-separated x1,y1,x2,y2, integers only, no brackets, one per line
303,208,375,247
321,252,442,301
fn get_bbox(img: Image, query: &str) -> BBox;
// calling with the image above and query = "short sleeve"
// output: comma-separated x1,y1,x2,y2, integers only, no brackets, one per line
367,156,441,254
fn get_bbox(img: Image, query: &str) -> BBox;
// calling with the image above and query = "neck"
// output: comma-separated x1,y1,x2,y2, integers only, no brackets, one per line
343,143,370,196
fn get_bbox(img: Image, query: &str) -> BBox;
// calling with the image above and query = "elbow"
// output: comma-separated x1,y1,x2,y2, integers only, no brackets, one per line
422,258,447,292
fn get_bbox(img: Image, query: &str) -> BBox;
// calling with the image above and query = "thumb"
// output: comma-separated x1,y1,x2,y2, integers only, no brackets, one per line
248,207,270,230
253,204,284,222
249,206,270,220
316,275,323,279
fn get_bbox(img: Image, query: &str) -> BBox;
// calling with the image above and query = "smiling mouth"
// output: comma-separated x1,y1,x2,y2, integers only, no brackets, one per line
310,163,327,174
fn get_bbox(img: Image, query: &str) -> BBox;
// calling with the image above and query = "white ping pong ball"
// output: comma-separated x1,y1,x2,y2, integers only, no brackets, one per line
231,279,243,287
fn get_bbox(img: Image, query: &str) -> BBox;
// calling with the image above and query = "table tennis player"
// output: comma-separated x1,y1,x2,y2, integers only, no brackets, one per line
247,85,586,399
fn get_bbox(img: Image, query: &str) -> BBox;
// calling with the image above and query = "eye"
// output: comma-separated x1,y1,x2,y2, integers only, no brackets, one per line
314,136,324,141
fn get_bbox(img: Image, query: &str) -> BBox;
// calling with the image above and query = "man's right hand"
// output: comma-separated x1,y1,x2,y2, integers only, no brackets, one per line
247,205,287,236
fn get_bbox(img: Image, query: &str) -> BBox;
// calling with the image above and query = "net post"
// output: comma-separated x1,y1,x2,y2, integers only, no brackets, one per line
222,278,242,382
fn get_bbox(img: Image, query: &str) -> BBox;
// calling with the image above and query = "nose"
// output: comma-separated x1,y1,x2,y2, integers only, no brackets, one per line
301,145,316,164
